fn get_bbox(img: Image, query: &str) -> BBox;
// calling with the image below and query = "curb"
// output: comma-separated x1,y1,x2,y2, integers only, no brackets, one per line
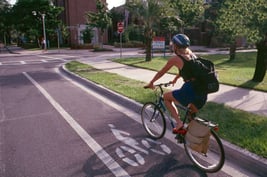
60,64,267,176
59,65,143,113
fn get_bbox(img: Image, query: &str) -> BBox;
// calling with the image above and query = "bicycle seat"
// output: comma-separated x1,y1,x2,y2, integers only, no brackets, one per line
187,103,198,114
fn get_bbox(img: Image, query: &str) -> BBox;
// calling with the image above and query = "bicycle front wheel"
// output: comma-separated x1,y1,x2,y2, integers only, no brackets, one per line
184,129,225,173
141,102,166,139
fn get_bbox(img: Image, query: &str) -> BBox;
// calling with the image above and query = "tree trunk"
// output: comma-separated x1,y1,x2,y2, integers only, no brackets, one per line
145,28,152,61
252,39,267,82
100,30,104,49
145,37,152,61
229,43,236,61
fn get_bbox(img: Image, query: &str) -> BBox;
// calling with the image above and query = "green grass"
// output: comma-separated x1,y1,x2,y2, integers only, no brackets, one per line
66,61,267,158
114,52,267,92
65,61,154,103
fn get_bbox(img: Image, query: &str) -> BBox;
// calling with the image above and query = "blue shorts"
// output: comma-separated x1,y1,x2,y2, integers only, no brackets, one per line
172,82,207,109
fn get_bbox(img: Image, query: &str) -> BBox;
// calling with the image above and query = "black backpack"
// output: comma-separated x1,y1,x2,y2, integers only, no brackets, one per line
179,55,219,94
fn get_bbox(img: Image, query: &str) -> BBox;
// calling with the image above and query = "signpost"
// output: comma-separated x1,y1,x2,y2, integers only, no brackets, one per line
117,22,124,58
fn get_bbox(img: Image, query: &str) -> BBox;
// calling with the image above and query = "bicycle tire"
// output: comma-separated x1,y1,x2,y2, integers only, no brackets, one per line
141,102,166,139
184,129,225,173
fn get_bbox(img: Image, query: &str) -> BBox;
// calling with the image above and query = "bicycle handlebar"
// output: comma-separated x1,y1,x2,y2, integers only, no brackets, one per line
143,85,150,89
144,82,172,95
154,82,172,87
143,82,172,89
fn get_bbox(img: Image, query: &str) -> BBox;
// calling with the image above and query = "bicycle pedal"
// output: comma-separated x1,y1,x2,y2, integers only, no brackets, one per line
175,134,184,144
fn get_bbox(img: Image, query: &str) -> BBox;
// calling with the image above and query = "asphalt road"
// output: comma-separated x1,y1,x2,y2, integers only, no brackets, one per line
0,52,263,177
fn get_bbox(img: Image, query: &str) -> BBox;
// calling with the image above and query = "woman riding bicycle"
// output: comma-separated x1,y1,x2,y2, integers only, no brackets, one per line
144,34,207,134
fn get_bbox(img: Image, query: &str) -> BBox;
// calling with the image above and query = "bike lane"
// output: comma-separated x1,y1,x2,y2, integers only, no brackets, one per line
37,68,209,177
0,66,94,177
1,64,249,177
57,67,254,177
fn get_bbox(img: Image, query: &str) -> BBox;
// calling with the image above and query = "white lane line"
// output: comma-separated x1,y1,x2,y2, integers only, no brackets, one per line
56,67,252,177
0,62,2,65
39,55,60,59
20,61,26,64
41,60,48,63
22,72,130,177
53,55,76,58
39,55,66,62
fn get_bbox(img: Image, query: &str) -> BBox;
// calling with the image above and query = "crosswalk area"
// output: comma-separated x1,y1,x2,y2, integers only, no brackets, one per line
0,54,77,66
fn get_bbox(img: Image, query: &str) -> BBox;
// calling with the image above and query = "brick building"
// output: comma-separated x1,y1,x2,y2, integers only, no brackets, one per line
53,0,107,46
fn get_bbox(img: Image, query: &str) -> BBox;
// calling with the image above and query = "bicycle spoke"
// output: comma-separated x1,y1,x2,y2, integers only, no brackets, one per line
184,129,225,173
141,102,166,139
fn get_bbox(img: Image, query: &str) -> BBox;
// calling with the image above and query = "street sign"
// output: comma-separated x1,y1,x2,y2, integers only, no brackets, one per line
152,37,165,49
152,36,166,58
117,22,124,33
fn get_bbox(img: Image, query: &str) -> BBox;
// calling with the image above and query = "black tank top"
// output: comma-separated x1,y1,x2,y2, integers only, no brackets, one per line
178,55,206,94
179,55,194,81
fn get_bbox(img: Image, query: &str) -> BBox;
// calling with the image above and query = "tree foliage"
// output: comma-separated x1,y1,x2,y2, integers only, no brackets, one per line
86,0,111,47
6,0,63,46
82,27,93,43
125,0,207,61
170,0,205,28
217,0,267,80
126,0,174,61
0,0,12,43
159,16,182,40
217,0,267,43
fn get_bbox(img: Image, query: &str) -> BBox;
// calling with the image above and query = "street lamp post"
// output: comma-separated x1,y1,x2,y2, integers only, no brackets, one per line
41,13,47,50
32,11,47,50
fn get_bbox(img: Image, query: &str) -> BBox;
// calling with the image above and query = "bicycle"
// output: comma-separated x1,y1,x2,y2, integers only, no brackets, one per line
141,82,225,173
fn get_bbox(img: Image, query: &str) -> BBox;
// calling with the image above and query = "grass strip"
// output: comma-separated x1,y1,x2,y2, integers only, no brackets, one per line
66,61,267,158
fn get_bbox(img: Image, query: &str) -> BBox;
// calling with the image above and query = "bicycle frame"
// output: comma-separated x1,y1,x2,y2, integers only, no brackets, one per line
153,83,219,134
153,83,194,129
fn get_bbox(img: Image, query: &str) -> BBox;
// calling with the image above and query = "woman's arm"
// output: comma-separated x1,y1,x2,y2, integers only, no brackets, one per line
171,74,180,86
145,57,178,88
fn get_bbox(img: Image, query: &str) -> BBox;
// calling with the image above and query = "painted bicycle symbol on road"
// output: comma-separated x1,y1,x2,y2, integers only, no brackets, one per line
109,124,171,167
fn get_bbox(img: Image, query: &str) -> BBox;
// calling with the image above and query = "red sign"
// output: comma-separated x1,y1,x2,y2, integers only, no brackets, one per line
153,37,165,41
117,22,124,33
152,37,165,49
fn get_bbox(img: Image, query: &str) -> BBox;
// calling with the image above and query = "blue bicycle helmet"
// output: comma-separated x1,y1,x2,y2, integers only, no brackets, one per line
172,34,190,48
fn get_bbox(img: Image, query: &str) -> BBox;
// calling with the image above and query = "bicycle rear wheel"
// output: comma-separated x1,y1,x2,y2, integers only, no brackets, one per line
141,102,166,139
184,129,225,173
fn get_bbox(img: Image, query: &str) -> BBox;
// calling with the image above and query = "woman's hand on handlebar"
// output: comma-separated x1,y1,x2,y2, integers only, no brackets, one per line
144,82,155,89
169,80,176,86
171,74,180,86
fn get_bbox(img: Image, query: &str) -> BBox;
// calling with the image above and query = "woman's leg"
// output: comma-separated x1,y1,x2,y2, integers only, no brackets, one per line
163,91,183,129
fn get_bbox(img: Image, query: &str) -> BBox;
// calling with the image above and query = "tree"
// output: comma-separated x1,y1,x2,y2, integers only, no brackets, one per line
216,0,267,81
126,0,173,61
0,0,12,44
159,16,183,44
10,0,63,46
252,33,267,82
170,0,206,46
86,0,111,48
81,27,93,43
171,0,204,28
202,1,223,47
